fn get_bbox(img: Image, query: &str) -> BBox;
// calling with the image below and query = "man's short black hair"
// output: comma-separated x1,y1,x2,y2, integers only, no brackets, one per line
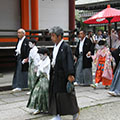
80,30,86,34
87,31,93,35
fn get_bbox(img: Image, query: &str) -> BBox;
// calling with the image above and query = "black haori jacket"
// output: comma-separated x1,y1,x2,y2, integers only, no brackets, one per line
49,41,79,115
75,37,95,69
111,46,120,72
16,37,30,71
50,41,75,93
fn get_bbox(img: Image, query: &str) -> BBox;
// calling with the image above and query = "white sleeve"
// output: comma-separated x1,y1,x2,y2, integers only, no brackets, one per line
36,57,50,76
34,53,40,66
42,57,50,70
36,60,42,77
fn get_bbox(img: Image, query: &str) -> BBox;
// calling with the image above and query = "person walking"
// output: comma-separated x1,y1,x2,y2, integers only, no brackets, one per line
27,39,40,95
108,41,120,96
108,60,120,96
94,30,103,50
12,28,30,92
27,47,50,115
49,26,80,120
107,28,118,51
89,39,114,89
111,29,120,72
74,30,95,86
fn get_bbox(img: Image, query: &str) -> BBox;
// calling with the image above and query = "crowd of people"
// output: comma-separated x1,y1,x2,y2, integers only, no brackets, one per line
74,28,120,97
12,27,80,120
11,27,120,120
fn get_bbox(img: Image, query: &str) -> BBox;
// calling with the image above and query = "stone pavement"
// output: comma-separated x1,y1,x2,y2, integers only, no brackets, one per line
0,72,13,87
0,84,120,120
0,70,120,120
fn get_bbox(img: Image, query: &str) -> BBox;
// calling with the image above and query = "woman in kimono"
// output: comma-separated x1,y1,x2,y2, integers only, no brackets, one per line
88,39,114,89
27,39,40,95
27,47,50,115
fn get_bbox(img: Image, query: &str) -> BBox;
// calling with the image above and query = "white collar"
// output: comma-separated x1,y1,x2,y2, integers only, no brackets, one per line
80,37,86,42
54,39,64,48
20,36,26,41
52,39,64,67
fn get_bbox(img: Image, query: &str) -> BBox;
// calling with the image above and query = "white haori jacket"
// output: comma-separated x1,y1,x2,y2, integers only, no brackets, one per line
29,46,40,67
37,56,50,80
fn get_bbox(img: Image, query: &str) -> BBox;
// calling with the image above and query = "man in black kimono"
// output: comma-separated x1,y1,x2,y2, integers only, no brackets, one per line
111,46,120,73
49,26,79,120
12,28,30,92
111,29,120,73
74,30,95,86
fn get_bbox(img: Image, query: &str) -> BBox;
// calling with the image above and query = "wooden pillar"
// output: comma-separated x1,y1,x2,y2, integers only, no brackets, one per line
69,0,75,31
21,0,29,30
31,0,39,30
104,25,107,31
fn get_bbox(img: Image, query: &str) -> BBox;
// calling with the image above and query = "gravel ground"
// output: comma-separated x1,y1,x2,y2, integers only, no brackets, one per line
33,101,120,120
78,101,120,120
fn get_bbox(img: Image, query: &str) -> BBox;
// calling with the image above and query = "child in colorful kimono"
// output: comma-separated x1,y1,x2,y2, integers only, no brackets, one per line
27,39,40,95
87,39,114,89
27,47,50,115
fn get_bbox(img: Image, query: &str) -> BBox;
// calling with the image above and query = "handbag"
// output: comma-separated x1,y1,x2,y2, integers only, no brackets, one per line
66,81,74,93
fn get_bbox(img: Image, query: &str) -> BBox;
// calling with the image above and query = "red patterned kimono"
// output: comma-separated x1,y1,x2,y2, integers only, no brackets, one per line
92,47,113,86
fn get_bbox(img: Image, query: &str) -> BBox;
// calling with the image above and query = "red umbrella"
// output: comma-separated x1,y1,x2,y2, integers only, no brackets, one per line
84,5,120,48
84,5,120,24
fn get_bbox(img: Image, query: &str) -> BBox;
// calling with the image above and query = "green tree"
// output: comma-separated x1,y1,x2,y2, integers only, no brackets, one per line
75,9,88,30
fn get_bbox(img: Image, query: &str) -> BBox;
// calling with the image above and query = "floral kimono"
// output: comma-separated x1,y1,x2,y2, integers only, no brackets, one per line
27,56,50,112
28,46,40,91
92,47,113,86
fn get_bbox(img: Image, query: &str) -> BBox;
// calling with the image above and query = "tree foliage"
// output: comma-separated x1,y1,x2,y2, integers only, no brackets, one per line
75,9,88,30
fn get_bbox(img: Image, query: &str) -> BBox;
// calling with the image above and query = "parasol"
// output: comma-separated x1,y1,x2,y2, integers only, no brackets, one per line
84,5,120,48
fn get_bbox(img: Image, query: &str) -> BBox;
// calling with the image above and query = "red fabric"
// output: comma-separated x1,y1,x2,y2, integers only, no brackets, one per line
95,56,112,86
84,5,120,24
